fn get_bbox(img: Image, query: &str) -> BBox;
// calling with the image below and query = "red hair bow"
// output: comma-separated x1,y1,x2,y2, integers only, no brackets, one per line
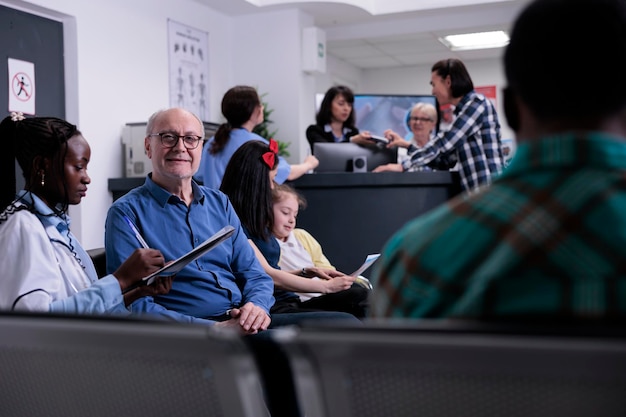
261,138,279,168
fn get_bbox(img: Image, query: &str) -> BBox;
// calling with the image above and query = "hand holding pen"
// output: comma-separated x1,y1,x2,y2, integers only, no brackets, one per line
114,249,170,302
124,216,150,249
113,216,171,298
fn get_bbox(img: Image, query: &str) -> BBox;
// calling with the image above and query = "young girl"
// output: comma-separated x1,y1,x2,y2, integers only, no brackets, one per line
271,184,334,300
220,140,369,318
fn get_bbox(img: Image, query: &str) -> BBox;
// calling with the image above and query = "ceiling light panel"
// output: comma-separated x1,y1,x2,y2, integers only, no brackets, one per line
439,30,509,51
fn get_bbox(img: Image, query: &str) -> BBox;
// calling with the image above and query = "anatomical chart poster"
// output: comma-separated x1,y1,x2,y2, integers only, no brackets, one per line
168,19,209,121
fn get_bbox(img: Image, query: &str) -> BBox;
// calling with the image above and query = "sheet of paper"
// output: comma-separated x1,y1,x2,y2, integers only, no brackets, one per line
350,253,380,277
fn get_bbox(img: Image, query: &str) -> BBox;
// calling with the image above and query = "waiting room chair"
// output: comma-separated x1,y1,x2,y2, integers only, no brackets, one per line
86,247,107,278
0,312,269,417
275,319,626,417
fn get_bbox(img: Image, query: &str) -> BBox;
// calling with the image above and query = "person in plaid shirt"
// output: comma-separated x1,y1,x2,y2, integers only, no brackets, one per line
372,0,626,320
382,59,505,192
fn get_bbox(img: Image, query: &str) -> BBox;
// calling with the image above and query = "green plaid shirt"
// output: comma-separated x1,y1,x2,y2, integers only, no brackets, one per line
372,132,626,319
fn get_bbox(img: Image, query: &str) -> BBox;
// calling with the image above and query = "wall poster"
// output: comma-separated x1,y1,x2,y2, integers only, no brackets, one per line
167,19,209,121
475,85,497,107
475,84,516,164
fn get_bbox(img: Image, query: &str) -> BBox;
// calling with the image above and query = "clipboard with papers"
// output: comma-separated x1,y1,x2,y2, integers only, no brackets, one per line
123,225,235,293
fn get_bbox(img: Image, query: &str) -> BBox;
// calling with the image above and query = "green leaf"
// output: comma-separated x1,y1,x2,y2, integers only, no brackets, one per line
252,91,291,157
277,140,291,157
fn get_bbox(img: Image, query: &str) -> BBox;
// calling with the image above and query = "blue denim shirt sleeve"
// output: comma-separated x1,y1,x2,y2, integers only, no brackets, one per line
128,297,216,325
274,155,291,184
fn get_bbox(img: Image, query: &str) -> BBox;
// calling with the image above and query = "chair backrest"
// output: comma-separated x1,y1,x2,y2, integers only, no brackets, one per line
86,247,107,278
275,320,626,417
0,312,269,417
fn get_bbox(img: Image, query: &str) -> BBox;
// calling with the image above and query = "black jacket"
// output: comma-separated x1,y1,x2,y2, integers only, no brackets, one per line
306,124,359,153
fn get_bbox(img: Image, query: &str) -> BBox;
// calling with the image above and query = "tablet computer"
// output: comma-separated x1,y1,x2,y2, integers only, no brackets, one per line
369,135,389,145
123,225,235,293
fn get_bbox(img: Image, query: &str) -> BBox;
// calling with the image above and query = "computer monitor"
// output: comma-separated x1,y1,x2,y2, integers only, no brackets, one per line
353,94,439,139
313,142,398,173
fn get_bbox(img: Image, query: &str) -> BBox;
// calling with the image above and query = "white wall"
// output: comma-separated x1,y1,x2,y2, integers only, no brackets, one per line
230,8,316,163
315,55,363,93
2,0,233,249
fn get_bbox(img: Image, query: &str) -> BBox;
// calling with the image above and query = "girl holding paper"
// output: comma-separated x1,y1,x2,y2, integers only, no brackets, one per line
220,140,369,318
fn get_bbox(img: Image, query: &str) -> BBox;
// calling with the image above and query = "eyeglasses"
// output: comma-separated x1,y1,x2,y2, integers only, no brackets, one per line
148,132,203,149
409,117,434,123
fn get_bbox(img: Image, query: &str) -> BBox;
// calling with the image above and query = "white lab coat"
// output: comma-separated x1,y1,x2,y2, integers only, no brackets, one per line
0,197,126,314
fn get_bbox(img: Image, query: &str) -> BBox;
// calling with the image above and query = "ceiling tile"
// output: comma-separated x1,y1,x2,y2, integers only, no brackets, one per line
327,43,385,59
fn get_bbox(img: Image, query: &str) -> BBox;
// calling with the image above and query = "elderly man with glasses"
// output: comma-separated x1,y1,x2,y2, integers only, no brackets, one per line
104,108,273,333
104,108,356,333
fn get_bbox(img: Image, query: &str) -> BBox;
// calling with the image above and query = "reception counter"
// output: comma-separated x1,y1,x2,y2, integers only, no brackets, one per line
287,171,461,273
108,171,461,273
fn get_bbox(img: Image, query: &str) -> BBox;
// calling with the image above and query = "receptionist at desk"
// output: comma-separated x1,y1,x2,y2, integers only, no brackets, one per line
306,85,377,152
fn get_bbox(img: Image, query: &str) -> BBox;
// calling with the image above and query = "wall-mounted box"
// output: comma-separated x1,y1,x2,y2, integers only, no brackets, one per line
302,27,326,74
121,123,150,178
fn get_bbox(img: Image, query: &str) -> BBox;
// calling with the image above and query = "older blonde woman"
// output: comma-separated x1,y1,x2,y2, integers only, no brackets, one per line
371,102,456,172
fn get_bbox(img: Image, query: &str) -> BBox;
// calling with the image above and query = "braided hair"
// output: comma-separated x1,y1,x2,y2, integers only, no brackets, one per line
1,115,78,210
